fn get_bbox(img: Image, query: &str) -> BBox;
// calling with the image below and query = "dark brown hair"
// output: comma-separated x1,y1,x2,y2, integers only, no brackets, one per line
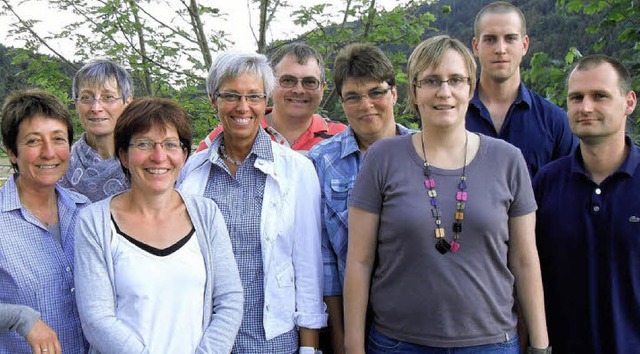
114,97,193,177
333,43,396,98
1,89,73,172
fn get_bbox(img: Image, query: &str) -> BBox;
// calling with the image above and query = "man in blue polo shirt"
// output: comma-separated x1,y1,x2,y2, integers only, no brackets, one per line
307,43,413,354
534,54,639,353
467,1,576,178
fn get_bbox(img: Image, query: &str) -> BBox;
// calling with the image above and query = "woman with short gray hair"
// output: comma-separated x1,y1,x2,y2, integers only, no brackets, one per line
60,59,133,201
180,50,327,353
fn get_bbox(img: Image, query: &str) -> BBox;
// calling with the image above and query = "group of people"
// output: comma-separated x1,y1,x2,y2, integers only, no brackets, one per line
0,1,638,354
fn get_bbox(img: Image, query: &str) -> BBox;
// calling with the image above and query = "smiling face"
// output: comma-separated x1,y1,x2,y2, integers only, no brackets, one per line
567,63,637,143
415,49,472,131
472,11,528,84
341,78,397,143
213,72,267,145
75,78,131,139
119,124,187,195
9,115,70,192
271,54,325,121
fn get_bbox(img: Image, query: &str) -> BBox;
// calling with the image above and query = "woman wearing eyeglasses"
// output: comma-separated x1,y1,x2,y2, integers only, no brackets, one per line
74,97,244,354
179,51,327,354
344,35,548,353
59,60,133,202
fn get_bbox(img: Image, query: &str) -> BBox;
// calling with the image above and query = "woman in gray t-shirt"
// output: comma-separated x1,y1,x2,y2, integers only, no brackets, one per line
343,35,549,353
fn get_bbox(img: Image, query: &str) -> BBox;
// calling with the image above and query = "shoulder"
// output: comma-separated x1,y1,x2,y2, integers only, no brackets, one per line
523,85,567,117
479,133,522,155
369,133,412,154
308,129,350,161
57,184,90,206
535,156,572,182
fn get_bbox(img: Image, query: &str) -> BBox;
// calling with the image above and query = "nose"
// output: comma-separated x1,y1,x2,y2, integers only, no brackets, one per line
235,97,251,111
579,97,595,113
149,143,167,161
495,38,506,53
90,99,104,111
40,139,56,159
436,82,453,97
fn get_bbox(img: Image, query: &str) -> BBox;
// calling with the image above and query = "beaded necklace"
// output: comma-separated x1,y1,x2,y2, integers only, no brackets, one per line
219,140,244,166
421,131,468,254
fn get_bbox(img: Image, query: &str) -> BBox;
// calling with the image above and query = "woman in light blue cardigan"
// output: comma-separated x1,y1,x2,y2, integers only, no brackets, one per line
74,98,243,354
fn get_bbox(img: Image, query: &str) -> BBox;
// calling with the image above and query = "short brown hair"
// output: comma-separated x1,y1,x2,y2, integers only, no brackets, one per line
114,97,193,178
474,1,527,38
407,35,477,116
270,42,326,81
333,43,396,98
571,54,633,94
1,89,73,172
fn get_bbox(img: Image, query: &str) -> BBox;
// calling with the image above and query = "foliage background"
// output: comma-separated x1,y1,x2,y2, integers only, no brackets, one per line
0,0,638,143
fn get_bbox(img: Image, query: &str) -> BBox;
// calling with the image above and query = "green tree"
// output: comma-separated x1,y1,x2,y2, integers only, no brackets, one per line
290,0,436,129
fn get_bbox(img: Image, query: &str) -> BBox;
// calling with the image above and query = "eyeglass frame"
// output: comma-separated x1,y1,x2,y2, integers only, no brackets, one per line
213,91,268,104
414,76,471,89
340,87,392,106
276,75,323,90
128,138,185,152
76,95,125,105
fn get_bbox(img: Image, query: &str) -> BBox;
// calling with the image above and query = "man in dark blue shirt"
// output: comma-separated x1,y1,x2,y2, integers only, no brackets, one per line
534,54,639,354
467,1,576,178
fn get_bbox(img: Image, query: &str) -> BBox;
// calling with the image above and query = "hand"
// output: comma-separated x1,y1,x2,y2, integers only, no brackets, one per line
25,320,62,354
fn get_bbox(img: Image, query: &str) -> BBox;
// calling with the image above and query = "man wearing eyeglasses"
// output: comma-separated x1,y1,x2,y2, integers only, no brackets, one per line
466,1,576,178
307,43,414,354
197,43,346,155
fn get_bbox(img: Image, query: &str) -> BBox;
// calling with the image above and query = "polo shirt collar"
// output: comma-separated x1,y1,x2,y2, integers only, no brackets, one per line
571,136,640,178
470,81,532,110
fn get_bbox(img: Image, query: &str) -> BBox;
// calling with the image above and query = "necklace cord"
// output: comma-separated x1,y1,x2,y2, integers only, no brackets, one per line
421,131,469,254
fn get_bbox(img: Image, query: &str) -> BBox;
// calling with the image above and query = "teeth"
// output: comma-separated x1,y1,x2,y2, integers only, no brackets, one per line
434,106,454,110
147,169,168,174
233,117,251,125
38,165,58,169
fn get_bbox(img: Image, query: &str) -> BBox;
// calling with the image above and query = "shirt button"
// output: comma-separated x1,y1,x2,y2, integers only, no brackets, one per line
595,188,602,195
265,304,270,311
66,267,71,272
70,287,75,293
593,205,600,212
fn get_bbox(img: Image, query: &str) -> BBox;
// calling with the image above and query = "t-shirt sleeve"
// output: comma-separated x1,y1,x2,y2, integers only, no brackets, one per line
349,144,384,213
508,146,538,217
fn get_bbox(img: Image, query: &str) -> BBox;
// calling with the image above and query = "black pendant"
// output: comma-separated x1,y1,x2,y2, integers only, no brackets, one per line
435,239,451,254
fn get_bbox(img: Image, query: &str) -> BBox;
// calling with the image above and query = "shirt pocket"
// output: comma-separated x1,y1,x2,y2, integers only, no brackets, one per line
327,179,354,227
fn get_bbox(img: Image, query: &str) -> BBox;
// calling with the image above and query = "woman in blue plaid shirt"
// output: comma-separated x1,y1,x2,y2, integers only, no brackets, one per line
0,89,89,354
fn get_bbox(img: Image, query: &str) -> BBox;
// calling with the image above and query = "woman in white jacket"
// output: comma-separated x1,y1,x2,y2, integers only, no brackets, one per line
179,51,327,354
74,97,243,354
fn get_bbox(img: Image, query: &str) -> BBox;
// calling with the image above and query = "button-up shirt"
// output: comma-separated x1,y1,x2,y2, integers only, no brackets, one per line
307,124,414,296
0,175,89,353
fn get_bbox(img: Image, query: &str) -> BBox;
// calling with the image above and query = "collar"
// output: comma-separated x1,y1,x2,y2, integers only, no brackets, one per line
571,136,640,178
339,123,414,159
208,126,274,164
0,175,88,213
470,81,532,110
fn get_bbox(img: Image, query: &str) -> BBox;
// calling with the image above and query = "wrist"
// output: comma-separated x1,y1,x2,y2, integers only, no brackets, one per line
527,346,552,354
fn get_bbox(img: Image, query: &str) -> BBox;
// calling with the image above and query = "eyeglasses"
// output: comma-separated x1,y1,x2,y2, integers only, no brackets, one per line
129,139,184,152
341,87,391,106
76,95,123,105
214,92,267,104
277,75,322,90
414,76,471,89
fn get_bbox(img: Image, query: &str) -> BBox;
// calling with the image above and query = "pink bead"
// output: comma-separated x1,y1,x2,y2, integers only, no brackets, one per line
424,178,436,189
456,191,467,201
450,240,460,252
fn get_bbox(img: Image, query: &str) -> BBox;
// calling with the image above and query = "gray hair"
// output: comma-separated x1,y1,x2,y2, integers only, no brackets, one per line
206,51,275,97
71,59,134,102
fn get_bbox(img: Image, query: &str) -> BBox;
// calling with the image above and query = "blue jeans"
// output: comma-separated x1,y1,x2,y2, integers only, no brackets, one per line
367,325,520,354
